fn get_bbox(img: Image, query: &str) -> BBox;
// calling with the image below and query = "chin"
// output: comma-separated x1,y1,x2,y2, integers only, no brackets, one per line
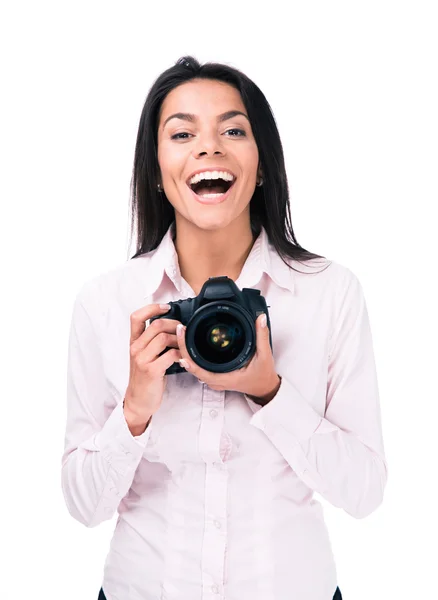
186,209,232,229
195,215,234,230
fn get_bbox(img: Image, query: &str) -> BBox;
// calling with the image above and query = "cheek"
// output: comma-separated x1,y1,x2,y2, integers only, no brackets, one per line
157,149,171,177
238,151,259,184
157,141,182,176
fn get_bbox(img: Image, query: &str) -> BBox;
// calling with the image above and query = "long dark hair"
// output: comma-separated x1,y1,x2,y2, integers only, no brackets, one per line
128,55,329,273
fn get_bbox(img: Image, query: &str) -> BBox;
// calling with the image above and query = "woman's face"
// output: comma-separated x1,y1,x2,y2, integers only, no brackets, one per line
157,79,261,232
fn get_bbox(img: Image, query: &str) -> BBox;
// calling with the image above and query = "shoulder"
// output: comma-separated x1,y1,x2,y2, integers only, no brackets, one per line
286,255,360,291
322,258,363,297
286,256,366,327
72,253,154,316
311,258,367,324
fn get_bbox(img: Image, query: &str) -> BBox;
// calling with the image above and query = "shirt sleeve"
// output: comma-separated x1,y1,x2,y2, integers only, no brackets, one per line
245,269,388,519
61,281,152,528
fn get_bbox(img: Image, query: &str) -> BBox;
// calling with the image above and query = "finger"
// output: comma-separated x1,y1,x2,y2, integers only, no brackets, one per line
166,333,179,348
256,313,270,356
138,331,178,364
132,318,179,354
130,303,170,343
175,324,193,368
176,324,210,379
154,347,182,375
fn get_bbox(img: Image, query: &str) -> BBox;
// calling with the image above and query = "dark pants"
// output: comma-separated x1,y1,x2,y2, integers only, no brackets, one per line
99,585,342,598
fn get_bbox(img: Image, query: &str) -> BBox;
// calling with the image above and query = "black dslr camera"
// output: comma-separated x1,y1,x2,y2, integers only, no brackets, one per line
149,276,272,375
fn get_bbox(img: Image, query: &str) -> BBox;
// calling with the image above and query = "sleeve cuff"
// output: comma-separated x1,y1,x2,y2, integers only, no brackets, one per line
246,376,337,441
94,401,152,475
245,377,338,493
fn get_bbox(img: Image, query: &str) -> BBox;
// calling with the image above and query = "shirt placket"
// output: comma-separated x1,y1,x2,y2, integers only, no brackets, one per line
198,384,228,600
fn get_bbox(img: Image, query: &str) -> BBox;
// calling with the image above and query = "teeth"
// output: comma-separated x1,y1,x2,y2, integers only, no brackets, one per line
198,193,225,198
188,170,234,186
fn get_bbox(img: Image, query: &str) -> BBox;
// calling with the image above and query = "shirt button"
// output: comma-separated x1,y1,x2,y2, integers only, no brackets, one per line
211,585,219,594
214,520,221,529
209,409,218,419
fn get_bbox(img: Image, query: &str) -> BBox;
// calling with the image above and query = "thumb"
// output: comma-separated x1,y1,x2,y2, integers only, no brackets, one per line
256,313,270,352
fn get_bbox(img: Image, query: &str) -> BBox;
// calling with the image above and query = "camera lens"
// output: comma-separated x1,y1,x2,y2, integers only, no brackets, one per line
194,312,245,364
207,323,237,351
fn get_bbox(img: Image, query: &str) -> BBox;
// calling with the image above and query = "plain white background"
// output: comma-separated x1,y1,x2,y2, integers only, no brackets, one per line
1,1,437,598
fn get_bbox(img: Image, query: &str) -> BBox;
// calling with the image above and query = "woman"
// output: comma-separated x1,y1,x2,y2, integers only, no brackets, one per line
62,56,387,600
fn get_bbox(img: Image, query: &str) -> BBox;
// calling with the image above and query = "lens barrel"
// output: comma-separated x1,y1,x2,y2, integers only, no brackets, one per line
185,301,256,373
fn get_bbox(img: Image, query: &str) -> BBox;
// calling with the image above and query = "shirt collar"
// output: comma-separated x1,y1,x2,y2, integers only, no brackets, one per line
140,221,296,299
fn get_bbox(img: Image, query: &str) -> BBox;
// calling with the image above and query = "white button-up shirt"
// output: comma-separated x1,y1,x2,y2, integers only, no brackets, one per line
62,221,387,600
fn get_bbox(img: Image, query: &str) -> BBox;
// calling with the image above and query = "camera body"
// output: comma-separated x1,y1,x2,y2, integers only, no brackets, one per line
149,276,272,375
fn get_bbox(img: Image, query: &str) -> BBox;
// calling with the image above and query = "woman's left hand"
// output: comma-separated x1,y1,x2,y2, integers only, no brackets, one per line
176,313,281,404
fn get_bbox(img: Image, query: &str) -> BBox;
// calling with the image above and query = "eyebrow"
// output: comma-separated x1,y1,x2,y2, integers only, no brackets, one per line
162,110,249,130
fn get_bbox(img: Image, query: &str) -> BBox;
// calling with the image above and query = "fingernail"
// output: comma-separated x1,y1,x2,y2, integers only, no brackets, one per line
260,314,267,328
179,358,190,370
177,324,184,338
160,304,171,310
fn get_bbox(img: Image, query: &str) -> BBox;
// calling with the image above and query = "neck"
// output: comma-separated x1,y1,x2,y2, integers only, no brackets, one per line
173,214,256,296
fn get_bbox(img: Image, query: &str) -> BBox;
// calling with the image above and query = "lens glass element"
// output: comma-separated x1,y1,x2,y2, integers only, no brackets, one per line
194,311,245,364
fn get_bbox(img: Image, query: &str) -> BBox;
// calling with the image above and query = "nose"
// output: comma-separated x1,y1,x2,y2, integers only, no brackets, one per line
197,149,223,157
193,130,225,158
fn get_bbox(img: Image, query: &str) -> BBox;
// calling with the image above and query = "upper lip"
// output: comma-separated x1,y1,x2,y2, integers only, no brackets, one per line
185,167,237,186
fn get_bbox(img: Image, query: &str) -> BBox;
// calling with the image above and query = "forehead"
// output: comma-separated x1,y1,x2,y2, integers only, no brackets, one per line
159,79,245,123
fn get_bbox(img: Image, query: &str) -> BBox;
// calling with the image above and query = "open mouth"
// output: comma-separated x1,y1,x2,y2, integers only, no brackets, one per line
187,177,236,198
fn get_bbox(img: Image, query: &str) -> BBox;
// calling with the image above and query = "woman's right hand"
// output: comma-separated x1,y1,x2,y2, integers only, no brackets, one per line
123,303,182,435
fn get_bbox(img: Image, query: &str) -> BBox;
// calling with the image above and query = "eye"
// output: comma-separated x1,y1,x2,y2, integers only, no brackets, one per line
171,132,192,140
225,128,246,137
170,128,247,141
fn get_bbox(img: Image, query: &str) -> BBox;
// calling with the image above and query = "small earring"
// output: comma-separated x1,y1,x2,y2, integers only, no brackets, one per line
257,177,264,187
157,183,162,192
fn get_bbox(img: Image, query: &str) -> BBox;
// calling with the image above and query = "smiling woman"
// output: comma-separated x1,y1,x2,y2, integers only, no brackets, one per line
129,56,327,270
62,55,386,600
155,78,264,255
128,57,330,299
